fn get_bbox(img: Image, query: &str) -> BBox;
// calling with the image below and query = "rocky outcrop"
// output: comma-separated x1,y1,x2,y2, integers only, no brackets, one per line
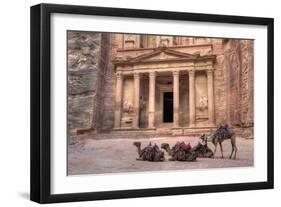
223,39,254,137
67,31,109,143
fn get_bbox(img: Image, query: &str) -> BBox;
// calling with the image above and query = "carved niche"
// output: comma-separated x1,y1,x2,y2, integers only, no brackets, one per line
121,77,135,127
195,71,208,121
123,34,140,49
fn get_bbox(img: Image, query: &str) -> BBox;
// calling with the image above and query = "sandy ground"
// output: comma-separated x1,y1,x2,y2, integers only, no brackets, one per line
68,136,253,175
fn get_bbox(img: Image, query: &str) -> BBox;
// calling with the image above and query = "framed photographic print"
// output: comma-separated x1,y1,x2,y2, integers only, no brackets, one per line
30,3,274,203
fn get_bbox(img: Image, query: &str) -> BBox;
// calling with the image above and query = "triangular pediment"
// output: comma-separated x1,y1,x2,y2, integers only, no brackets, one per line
131,47,199,62
113,47,216,66
144,51,190,61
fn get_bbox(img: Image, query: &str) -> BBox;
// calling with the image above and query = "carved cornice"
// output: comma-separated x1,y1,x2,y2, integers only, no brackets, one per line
113,47,216,67
116,43,213,52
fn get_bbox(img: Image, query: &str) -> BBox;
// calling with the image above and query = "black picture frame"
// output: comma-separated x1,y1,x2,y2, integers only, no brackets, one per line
30,3,274,204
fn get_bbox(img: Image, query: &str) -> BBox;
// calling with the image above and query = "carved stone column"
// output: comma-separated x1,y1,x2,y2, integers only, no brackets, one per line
133,72,140,128
173,71,180,127
148,71,156,128
189,70,195,127
114,72,123,129
207,70,215,126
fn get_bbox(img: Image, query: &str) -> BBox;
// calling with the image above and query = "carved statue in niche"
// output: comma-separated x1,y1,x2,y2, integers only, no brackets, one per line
139,96,147,127
140,96,146,109
124,40,135,48
198,96,208,111
157,36,173,47
123,100,134,113
159,38,169,47
195,72,208,121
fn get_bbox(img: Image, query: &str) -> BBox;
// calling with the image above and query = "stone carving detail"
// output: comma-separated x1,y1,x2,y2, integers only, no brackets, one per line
198,96,208,111
123,100,134,113
159,38,170,47
239,40,253,127
223,39,253,128
195,72,208,121
124,34,139,48
224,40,241,126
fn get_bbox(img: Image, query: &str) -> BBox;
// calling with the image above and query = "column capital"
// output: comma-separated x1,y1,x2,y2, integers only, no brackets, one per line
133,71,140,78
173,70,180,76
188,70,195,76
206,69,213,75
149,71,156,77
116,71,123,79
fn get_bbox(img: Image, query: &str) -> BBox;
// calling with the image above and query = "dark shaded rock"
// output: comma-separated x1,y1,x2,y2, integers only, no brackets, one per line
68,69,97,95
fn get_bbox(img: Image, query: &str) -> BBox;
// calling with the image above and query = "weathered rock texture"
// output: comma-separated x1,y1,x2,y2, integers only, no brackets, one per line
223,40,254,130
67,31,109,143
67,33,254,142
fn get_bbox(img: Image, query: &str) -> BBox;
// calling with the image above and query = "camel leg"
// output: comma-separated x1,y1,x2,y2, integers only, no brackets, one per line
231,136,238,159
219,142,224,158
233,145,238,159
213,143,217,158
229,145,234,159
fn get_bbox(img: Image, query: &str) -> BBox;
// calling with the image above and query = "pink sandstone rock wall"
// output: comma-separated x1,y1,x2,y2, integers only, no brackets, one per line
67,32,254,141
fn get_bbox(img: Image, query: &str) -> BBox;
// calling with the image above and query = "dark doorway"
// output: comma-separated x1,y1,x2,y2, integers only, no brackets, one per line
163,92,173,123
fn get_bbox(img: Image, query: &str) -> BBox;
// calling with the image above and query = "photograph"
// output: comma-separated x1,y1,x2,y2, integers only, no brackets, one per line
29,2,274,203
67,31,254,175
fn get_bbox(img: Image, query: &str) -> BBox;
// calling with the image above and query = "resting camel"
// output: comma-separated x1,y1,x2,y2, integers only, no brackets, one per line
192,134,214,158
133,142,165,161
161,142,197,161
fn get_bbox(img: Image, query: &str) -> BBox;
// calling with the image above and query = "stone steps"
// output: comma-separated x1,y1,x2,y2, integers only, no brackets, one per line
95,131,160,139
93,127,214,139
74,126,253,141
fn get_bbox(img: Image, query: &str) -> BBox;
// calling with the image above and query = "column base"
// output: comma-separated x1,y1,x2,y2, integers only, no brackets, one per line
208,122,216,127
189,124,196,128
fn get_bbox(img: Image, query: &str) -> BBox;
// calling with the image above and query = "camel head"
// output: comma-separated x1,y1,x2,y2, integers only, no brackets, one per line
161,143,174,156
161,143,170,151
133,141,141,148
200,133,207,143
206,130,216,143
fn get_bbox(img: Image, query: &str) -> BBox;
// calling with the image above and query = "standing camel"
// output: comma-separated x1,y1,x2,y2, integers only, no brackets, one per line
209,124,238,159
